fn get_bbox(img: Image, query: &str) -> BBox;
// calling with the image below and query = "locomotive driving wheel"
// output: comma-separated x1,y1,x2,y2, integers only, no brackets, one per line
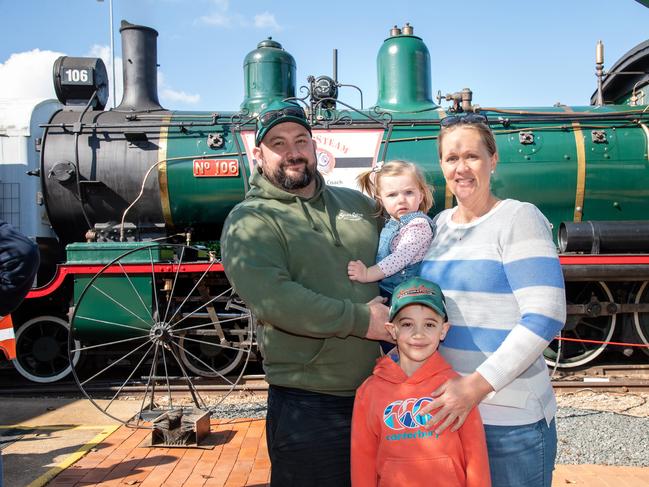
633,280,649,357
544,281,616,368
67,243,254,427
13,315,81,383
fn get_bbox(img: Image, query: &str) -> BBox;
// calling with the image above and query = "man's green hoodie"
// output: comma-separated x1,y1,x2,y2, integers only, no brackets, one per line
221,169,382,396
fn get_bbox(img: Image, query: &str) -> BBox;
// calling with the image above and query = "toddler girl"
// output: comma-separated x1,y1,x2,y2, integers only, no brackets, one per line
348,160,434,296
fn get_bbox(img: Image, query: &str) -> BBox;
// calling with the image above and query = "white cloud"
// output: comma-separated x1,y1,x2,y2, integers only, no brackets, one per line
254,12,281,31
160,88,201,104
199,12,233,27
88,45,200,107
197,2,281,31
0,45,198,108
0,49,63,101
158,72,200,106
212,0,229,10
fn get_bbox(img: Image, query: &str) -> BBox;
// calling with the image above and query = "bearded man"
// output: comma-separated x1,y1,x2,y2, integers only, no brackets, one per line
221,100,390,486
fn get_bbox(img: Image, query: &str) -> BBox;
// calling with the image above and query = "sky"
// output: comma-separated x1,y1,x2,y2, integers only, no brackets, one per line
1,0,649,113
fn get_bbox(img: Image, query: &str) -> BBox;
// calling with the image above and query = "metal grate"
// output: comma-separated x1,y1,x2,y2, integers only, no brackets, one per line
0,183,20,229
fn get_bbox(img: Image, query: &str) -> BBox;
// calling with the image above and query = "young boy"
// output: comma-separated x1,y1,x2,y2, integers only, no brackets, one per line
351,277,490,487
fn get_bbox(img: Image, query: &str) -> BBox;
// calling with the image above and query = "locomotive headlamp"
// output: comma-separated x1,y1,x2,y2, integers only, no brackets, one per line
312,76,339,102
53,56,109,110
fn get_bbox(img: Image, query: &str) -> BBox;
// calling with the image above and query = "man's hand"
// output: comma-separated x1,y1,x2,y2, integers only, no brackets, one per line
364,296,392,342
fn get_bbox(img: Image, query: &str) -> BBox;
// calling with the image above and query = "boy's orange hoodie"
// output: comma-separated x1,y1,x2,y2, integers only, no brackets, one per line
351,352,490,487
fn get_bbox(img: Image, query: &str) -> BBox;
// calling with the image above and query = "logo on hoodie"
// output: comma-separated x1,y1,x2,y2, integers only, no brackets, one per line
383,396,434,430
336,210,364,221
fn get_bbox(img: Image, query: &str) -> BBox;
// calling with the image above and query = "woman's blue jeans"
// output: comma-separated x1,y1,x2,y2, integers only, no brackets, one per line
484,418,557,487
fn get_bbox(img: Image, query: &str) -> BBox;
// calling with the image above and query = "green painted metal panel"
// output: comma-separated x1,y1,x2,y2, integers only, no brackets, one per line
66,242,173,264
158,103,649,245
582,124,649,221
73,275,153,341
163,116,250,237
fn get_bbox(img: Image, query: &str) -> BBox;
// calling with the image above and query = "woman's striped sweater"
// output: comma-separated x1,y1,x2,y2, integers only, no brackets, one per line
421,199,566,426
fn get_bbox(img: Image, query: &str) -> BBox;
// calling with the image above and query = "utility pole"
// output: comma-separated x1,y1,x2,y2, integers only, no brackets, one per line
97,0,116,108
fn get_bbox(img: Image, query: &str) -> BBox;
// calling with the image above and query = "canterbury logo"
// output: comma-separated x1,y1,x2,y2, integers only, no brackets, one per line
383,397,433,430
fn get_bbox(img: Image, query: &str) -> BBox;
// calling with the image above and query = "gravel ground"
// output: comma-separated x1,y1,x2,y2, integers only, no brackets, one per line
555,391,649,466
209,390,649,467
556,406,649,466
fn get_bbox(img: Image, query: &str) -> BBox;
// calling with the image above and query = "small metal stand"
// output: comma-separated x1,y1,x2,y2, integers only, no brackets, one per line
148,408,211,447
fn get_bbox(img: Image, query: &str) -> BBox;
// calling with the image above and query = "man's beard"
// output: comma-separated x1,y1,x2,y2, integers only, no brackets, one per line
266,157,316,191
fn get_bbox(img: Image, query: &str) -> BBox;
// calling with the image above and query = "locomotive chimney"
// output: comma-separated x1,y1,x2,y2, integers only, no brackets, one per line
116,20,163,111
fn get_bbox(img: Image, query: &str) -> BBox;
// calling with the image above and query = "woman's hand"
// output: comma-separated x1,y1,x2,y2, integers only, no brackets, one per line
421,372,494,434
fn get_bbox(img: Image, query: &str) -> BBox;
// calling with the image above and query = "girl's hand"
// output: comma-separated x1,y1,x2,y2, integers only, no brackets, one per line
348,260,369,282
419,373,494,434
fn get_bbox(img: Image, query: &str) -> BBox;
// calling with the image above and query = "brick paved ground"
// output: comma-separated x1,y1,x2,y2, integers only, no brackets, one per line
44,418,649,486
46,418,269,487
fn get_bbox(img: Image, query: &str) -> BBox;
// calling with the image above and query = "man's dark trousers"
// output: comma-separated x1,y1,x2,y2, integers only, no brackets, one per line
266,385,355,487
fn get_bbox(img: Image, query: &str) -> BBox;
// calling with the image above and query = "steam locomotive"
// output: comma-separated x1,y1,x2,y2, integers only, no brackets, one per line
3,20,649,389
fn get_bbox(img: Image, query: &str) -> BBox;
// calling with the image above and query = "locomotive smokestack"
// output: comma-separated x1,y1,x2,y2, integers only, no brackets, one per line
116,20,163,111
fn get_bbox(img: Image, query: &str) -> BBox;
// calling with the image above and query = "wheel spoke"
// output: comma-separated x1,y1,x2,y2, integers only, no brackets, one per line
148,248,161,324
161,346,173,410
172,339,236,384
170,286,231,331
162,246,186,325
167,342,207,409
89,283,153,327
80,339,152,386
137,343,161,421
571,330,591,352
172,333,246,353
73,315,151,335
581,321,608,335
70,334,150,354
105,342,155,413
118,261,155,323
165,260,218,326
174,314,251,333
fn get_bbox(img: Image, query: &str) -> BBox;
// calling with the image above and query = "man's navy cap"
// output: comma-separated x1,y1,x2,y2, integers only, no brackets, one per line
255,100,311,146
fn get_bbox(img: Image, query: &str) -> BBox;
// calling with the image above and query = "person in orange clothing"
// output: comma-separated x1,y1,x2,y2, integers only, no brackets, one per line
351,277,490,487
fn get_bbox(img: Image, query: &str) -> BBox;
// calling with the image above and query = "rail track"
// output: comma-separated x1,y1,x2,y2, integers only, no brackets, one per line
550,363,649,392
0,372,269,395
1,366,649,395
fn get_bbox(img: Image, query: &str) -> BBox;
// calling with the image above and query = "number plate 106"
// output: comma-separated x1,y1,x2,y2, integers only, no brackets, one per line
193,159,240,177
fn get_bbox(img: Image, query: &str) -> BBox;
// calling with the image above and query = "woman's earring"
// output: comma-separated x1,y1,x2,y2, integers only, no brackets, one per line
490,169,495,175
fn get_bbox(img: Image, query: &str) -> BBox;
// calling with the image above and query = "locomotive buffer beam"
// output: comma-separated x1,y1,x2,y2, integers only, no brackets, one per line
562,265,649,281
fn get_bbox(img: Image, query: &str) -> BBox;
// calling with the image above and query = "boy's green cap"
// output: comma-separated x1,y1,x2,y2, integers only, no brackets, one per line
389,277,447,321
255,100,311,146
